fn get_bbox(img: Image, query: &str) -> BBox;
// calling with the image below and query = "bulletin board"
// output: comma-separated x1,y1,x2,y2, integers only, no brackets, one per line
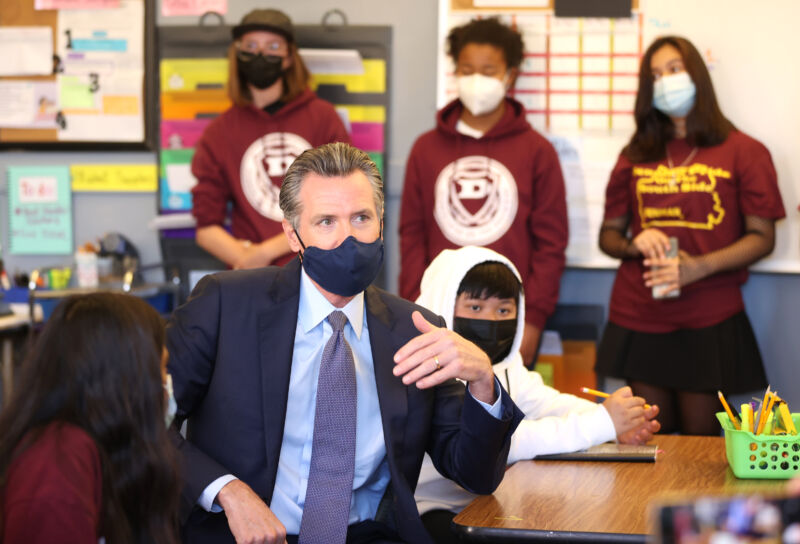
0,0,156,150
438,0,800,273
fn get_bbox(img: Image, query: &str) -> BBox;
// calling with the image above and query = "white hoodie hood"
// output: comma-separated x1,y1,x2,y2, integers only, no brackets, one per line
415,246,525,372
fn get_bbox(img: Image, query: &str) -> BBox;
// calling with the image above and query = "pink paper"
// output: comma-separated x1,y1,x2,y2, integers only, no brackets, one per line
161,119,211,149
35,0,119,8
162,0,227,17
350,122,384,152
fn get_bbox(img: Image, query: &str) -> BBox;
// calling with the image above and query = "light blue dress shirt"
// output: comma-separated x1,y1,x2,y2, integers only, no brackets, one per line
199,269,502,532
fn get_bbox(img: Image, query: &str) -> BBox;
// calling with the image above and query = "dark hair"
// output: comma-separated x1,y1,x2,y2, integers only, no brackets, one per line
0,293,179,544
227,40,311,107
623,36,734,163
447,18,524,69
457,261,521,302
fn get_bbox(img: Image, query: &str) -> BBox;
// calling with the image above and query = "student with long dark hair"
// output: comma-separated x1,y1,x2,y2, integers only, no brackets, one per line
191,9,350,270
596,36,785,435
0,293,180,543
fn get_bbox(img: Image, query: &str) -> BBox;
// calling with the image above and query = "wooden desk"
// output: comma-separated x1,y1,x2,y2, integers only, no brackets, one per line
453,435,786,543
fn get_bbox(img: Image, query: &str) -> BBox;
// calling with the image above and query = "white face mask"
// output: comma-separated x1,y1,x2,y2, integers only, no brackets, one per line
456,73,507,116
652,71,696,118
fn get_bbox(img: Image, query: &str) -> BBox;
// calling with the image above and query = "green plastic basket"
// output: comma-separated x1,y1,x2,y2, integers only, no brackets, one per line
717,411,800,479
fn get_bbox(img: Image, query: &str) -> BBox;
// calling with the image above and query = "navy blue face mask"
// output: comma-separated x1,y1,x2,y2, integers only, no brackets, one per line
294,230,384,297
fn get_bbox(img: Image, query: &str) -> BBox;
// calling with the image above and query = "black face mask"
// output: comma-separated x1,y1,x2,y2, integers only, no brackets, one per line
237,51,284,90
453,317,517,365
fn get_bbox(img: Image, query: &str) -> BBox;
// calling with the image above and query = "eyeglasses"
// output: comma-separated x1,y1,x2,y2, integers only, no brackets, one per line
236,39,288,57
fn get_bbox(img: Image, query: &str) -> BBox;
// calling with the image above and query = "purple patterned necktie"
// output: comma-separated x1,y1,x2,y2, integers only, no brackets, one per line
298,310,357,544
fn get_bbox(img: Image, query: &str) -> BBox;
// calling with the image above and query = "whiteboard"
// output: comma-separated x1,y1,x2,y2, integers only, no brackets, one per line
437,0,800,272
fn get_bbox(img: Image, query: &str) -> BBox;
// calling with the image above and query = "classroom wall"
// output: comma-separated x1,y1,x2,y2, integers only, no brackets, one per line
1,0,798,405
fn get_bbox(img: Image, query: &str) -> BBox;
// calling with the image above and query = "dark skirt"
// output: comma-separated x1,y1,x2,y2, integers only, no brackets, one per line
595,311,766,394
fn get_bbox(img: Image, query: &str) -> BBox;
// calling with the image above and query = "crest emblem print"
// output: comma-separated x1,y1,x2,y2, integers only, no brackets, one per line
240,132,312,220
434,155,518,246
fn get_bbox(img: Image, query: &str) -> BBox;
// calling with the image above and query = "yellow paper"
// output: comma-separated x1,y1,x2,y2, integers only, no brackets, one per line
310,59,385,93
103,95,139,115
160,59,229,92
71,164,157,192
336,105,385,123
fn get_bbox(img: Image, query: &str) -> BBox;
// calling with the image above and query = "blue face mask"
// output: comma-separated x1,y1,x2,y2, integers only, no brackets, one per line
295,231,384,297
652,71,696,118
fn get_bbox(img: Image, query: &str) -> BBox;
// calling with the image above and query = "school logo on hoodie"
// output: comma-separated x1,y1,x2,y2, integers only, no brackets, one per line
433,155,519,246
240,132,312,220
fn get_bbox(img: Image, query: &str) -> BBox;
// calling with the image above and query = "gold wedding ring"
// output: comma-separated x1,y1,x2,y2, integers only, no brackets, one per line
433,356,441,371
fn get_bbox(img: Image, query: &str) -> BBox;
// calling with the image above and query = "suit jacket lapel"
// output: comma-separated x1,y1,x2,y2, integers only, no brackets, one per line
258,258,301,503
365,286,407,467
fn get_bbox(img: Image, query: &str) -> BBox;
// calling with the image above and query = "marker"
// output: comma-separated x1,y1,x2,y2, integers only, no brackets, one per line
717,390,741,430
580,387,651,410
741,403,754,433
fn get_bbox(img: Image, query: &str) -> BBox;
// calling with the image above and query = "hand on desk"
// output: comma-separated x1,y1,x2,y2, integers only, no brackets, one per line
393,311,496,405
603,386,661,444
217,479,288,544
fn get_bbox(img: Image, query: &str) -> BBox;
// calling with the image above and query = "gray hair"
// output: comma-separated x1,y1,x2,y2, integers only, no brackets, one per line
279,142,384,230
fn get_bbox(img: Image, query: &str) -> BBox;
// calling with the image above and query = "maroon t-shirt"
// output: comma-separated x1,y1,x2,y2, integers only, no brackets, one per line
604,130,785,332
2,423,102,543
191,89,350,266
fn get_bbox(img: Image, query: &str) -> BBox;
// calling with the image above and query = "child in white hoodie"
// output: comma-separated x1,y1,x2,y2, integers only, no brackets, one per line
414,246,660,543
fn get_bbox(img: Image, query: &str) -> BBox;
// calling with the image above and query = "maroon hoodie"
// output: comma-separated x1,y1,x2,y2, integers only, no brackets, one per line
191,89,350,264
399,98,568,329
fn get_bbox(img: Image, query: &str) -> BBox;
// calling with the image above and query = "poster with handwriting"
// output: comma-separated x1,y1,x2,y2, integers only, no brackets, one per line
8,166,73,255
71,164,157,191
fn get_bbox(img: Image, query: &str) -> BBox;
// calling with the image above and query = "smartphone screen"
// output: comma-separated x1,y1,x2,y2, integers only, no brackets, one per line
652,236,680,300
653,494,800,544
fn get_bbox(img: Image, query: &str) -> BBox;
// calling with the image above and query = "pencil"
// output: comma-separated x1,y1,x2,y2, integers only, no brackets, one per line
580,387,651,410
717,390,741,430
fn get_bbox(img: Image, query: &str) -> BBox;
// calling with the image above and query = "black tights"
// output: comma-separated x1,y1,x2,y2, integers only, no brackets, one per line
629,381,721,436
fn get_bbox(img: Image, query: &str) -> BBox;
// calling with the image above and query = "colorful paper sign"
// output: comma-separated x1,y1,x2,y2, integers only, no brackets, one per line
161,0,227,17
8,166,73,255
310,59,386,93
160,58,228,91
160,149,196,210
350,122,384,152
70,164,157,192
161,119,211,149
36,0,119,8
161,89,230,120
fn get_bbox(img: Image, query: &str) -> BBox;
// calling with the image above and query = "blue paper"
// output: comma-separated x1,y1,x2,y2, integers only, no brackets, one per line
8,166,73,255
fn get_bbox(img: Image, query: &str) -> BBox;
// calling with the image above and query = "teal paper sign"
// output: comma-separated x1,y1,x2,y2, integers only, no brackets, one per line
8,166,73,255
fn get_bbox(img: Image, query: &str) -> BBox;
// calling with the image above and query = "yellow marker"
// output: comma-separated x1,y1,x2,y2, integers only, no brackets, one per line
717,390,740,430
741,403,754,433
764,411,775,435
778,402,797,435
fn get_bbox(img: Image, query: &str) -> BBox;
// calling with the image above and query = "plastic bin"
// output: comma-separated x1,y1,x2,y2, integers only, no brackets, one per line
717,411,800,479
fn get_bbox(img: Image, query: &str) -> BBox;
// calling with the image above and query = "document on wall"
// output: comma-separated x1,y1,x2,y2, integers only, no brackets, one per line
8,166,73,256
0,27,53,76
0,82,59,129
55,0,145,141
161,0,227,17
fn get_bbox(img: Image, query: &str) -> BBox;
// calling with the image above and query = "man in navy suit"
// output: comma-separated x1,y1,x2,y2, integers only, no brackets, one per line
167,142,523,544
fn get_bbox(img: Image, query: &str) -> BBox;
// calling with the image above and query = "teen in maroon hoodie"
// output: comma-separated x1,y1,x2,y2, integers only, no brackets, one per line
191,9,349,269
399,18,567,364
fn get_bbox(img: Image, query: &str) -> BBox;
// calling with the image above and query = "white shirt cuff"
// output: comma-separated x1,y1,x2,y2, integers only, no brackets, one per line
468,377,503,419
199,474,238,512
